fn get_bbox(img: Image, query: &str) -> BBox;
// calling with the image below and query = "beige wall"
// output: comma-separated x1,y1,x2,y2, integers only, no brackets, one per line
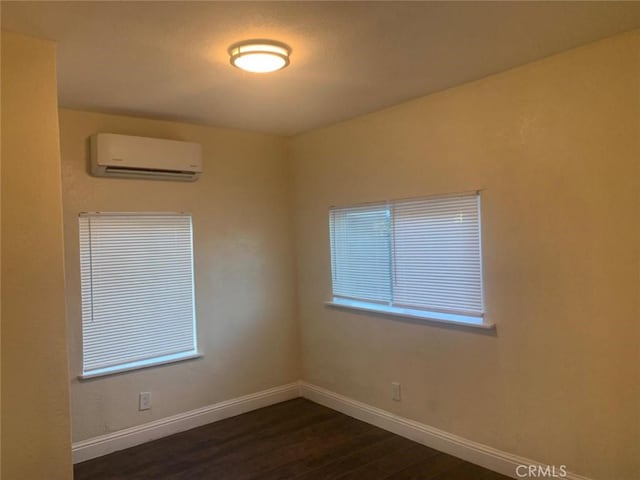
289,31,640,480
0,47,2,480
1,32,73,479
58,109,300,441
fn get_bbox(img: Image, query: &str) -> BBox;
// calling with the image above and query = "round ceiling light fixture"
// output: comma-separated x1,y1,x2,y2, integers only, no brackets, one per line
228,39,291,73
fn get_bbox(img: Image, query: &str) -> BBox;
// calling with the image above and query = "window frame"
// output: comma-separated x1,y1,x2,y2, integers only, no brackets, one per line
326,192,494,330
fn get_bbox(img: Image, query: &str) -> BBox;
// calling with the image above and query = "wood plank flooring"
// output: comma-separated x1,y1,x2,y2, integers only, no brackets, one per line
74,398,511,480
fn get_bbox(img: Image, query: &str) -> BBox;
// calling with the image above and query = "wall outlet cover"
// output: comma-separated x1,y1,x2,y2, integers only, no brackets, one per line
139,392,152,411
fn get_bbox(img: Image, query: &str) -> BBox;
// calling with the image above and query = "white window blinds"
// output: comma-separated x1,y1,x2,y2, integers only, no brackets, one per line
330,204,391,303
392,195,483,316
79,213,198,377
329,192,484,321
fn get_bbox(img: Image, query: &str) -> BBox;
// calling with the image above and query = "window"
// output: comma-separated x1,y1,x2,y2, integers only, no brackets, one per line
79,213,200,378
328,192,491,328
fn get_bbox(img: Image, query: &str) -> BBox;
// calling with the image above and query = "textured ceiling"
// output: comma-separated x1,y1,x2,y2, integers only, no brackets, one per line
2,1,639,135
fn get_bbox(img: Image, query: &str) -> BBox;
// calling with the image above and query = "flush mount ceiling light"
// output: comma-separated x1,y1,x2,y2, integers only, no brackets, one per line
228,40,291,73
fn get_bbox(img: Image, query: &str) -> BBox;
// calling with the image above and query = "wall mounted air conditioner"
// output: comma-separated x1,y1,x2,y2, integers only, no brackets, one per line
90,133,203,181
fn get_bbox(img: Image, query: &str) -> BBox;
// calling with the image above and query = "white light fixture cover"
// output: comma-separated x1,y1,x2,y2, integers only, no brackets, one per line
228,40,291,73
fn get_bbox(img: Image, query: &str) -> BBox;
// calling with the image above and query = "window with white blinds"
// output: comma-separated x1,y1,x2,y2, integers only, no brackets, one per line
329,192,487,327
79,213,199,378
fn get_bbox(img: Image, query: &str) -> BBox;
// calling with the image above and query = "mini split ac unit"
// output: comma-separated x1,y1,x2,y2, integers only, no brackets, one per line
90,133,203,181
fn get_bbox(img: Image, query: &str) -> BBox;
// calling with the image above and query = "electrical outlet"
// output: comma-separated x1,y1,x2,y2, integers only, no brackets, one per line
139,391,152,411
391,382,401,401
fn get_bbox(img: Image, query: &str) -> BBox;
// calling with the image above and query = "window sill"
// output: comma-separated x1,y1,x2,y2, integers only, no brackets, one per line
325,298,495,330
79,351,203,380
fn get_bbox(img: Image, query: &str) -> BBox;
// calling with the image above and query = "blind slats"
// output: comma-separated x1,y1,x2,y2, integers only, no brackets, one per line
80,214,198,374
330,205,391,303
329,193,484,318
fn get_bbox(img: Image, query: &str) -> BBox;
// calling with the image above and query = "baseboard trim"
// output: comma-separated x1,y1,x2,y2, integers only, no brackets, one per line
299,382,591,480
72,382,301,464
73,380,592,480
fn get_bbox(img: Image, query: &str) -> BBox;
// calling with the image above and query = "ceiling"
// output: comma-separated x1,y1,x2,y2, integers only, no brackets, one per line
2,1,640,135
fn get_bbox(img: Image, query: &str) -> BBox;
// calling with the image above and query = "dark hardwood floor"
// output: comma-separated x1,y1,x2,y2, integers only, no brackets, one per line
74,398,511,480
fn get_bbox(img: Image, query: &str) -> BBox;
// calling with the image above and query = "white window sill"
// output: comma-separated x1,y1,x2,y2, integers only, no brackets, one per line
325,298,495,330
79,351,203,380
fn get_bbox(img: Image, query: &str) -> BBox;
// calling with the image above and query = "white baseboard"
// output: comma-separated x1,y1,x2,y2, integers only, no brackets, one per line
72,382,301,464
299,382,591,480
73,380,592,480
